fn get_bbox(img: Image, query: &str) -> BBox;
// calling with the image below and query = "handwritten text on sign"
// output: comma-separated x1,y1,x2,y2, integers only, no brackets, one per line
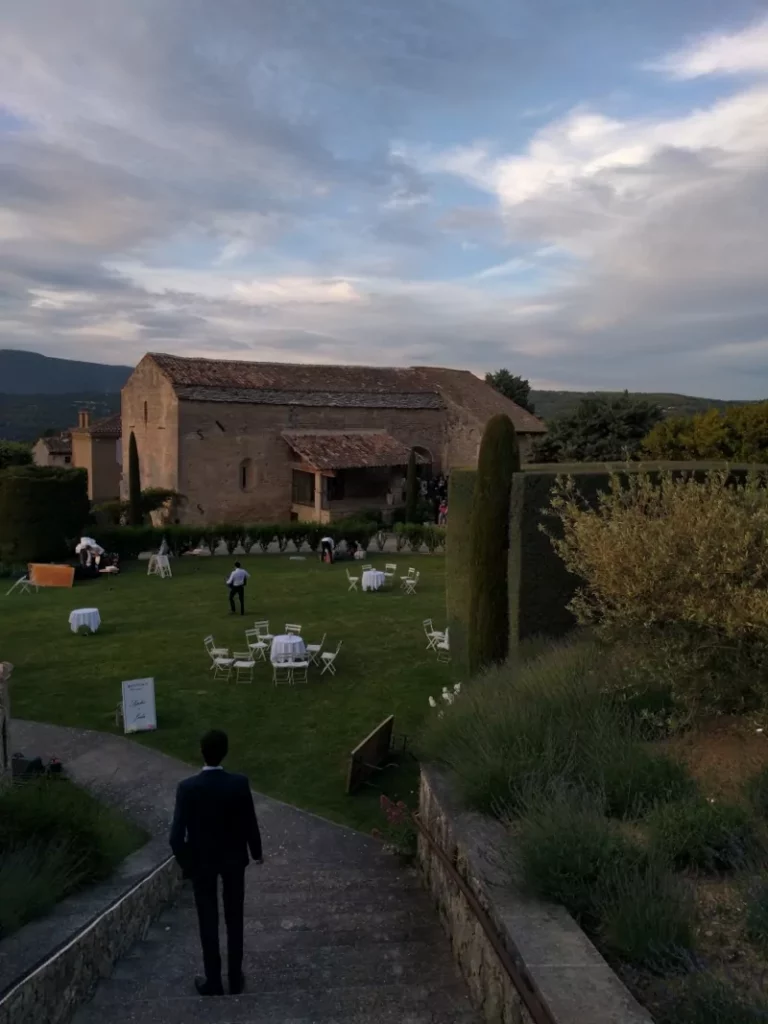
121,677,157,734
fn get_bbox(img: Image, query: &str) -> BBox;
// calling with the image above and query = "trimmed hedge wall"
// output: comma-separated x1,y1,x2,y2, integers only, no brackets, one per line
446,469,476,674
507,461,767,659
0,466,90,562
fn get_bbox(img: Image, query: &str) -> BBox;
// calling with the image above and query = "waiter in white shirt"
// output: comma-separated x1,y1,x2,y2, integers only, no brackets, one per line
225,562,250,616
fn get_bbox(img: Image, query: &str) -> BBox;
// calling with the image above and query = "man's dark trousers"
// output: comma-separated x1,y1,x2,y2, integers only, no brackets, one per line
228,584,245,614
192,867,245,986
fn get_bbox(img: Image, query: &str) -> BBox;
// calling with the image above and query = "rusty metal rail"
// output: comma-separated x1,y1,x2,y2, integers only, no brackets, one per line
412,812,558,1024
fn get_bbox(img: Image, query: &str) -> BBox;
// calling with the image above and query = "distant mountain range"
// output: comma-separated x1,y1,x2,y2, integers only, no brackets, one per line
0,348,756,441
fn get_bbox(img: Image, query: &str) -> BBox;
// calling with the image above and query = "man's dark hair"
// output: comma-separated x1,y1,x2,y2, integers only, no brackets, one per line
201,729,228,766
234,561,241,568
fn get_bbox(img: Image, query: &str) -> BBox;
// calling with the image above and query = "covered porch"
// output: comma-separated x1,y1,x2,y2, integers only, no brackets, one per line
283,431,427,524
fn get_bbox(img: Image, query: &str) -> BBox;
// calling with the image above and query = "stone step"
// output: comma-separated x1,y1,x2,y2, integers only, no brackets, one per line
172,864,425,898
101,939,465,997
168,886,435,919
74,981,478,1024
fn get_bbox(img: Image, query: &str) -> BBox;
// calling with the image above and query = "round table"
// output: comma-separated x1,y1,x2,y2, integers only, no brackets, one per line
69,608,101,634
271,634,307,663
361,569,386,592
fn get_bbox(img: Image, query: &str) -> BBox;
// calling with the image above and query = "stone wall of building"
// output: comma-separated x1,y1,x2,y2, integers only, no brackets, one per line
175,400,447,524
121,358,180,500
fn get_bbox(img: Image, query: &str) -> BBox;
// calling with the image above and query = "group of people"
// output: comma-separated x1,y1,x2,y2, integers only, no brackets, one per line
75,536,120,576
421,474,449,524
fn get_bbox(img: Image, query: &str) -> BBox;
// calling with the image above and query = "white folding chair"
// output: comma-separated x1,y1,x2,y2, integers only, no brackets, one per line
285,623,302,635
5,574,37,596
362,563,373,572
436,627,451,664
346,569,359,592
404,572,420,595
289,660,309,684
423,619,445,651
254,620,274,641
212,654,234,680
400,567,416,590
232,651,255,683
204,635,229,663
245,629,268,662
383,563,397,585
320,640,343,676
306,633,326,666
272,659,293,686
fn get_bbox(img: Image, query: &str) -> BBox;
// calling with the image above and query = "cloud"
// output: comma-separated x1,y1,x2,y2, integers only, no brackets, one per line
649,15,768,79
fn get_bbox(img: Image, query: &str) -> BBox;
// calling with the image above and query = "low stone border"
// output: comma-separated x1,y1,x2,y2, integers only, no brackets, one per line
418,768,653,1024
0,838,181,1024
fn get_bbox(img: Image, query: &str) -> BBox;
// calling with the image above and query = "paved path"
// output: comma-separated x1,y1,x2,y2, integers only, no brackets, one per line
13,721,479,1024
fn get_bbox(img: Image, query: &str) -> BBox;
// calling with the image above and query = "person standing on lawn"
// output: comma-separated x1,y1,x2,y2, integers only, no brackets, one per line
225,561,249,615
170,729,263,997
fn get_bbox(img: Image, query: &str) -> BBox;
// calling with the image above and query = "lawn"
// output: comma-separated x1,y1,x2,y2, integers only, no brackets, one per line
2,553,451,832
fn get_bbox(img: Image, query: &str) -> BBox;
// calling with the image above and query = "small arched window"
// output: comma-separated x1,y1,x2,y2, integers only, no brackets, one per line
143,401,148,426
239,458,253,492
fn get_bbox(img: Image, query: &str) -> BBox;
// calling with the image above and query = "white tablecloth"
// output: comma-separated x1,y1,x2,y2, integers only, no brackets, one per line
69,608,101,634
271,634,307,662
361,569,386,592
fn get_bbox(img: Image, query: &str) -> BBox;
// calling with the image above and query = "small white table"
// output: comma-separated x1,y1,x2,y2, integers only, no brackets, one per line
361,569,386,592
69,608,101,634
271,634,307,663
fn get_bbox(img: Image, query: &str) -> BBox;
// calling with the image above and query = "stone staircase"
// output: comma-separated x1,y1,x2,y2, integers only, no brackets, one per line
72,842,479,1024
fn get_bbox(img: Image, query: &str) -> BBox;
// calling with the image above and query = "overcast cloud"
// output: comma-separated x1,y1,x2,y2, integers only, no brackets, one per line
0,1,766,396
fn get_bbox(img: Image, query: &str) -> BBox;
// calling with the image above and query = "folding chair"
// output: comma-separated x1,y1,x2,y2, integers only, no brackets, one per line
272,659,293,686
383,563,397,586
423,619,445,651
306,633,326,666
245,629,268,662
5,574,37,596
436,627,451,664
403,572,420,595
346,569,359,592
212,654,234,680
400,567,416,590
288,660,309,684
362,563,373,572
204,635,229,663
320,640,343,676
254,620,274,641
232,651,255,683
285,623,302,635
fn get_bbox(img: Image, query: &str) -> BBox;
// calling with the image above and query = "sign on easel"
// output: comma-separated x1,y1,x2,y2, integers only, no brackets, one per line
121,678,157,734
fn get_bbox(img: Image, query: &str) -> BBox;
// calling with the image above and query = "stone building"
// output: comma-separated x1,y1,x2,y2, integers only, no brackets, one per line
33,412,122,501
121,353,546,524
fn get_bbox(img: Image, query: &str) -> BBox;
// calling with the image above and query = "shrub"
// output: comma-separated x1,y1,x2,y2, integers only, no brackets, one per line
393,522,408,551
515,786,644,926
0,841,87,938
656,975,768,1024
648,796,760,873
590,742,695,819
127,432,142,526
746,876,768,950
162,525,203,556
423,525,446,553
747,765,768,819
547,468,768,712
201,527,221,555
215,524,243,555
93,499,129,526
90,525,158,559
596,858,695,969
0,440,32,470
375,528,388,551
468,414,520,674
445,469,476,674
0,465,90,563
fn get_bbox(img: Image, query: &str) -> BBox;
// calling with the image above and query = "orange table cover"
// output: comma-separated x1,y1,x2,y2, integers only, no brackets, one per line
29,564,75,588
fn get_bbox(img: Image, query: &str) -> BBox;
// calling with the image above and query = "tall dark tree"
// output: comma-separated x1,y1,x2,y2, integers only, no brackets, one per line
128,432,143,526
544,393,663,463
0,441,33,470
485,369,535,414
405,449,419,523
468,414,520,675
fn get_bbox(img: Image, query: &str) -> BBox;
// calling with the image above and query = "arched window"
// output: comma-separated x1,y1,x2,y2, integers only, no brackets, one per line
143,401,148,426
412,445,433,479
239,458,253,492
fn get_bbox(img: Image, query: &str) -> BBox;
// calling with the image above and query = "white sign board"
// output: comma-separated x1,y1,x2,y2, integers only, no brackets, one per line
121,678,157,734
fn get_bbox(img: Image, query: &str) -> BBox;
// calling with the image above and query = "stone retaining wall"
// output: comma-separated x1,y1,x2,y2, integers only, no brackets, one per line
418,768,653,1024
0,842,181,1024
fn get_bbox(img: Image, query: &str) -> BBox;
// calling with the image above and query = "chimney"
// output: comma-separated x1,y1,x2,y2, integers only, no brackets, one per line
78,410,90,429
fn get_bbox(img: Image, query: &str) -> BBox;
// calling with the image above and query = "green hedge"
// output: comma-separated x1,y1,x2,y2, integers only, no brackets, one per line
508,462,767,658
446,470,476,674
0,466,90,563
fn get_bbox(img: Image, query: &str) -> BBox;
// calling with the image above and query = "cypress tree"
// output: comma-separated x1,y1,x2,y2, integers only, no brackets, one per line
128,432,143,526
468,414,520,674
405,449,419,523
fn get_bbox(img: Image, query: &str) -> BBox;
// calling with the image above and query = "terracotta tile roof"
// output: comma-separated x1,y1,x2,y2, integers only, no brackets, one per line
73,413,122,438
282,432,425,471
40,433,71,455
147,353,547,434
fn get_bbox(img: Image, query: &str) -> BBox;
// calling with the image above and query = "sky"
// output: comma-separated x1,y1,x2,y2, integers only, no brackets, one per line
1,1,768,397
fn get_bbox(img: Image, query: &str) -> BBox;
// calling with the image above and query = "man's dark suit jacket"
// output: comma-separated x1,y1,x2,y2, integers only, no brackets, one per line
170,769,262,877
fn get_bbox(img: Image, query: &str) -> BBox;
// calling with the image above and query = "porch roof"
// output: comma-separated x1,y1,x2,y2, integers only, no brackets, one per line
282,431,425,471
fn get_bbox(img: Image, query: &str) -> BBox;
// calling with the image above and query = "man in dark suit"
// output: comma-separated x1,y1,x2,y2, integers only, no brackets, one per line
170,729,263,996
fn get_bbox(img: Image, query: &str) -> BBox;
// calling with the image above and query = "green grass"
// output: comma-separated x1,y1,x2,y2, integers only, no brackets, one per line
2,553,451,832
0,778,145,937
